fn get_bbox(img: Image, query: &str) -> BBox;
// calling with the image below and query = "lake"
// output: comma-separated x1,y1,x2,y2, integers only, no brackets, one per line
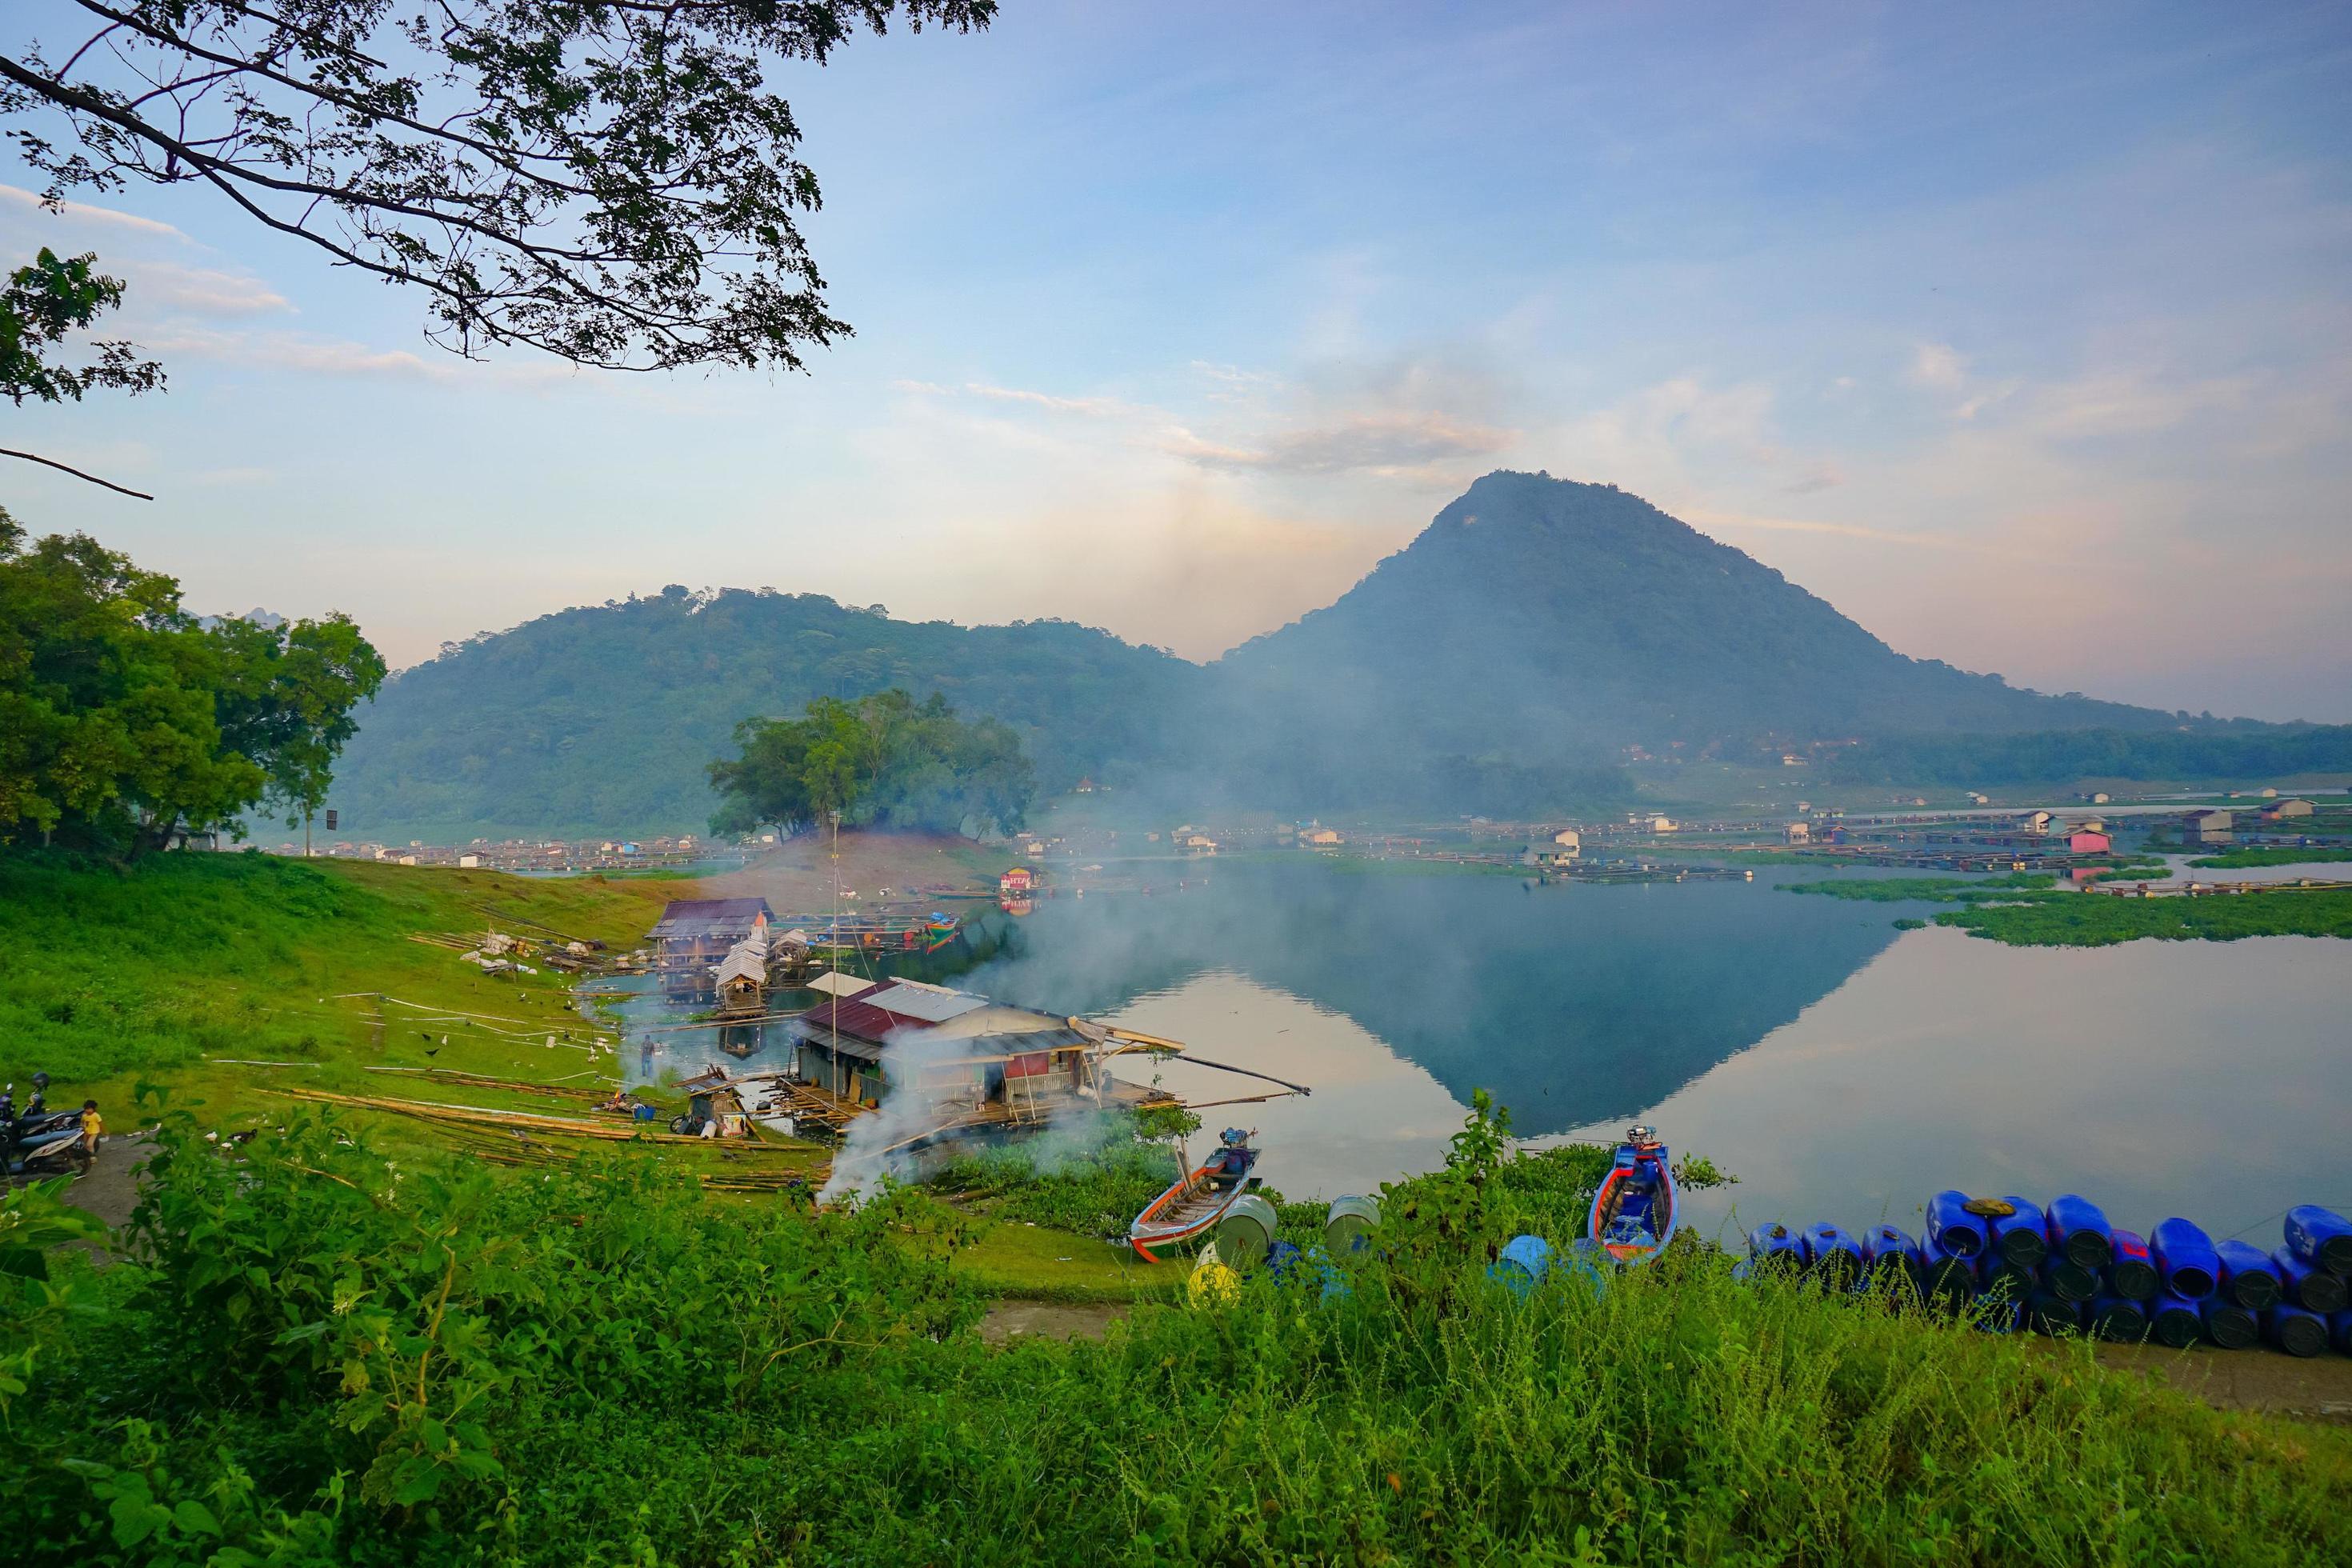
960,859,2352,1249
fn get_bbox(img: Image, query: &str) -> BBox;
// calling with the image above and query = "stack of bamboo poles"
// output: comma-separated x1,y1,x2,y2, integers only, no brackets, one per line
364,1066,619,1103
260,1086,829,1193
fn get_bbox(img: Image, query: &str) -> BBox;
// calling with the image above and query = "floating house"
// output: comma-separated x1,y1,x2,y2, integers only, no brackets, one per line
2183,808,2233,840
2069,830,2112,854
1302,827,1342,847
1551,828,1582,851
999,866,1035,897
2265,798,2316,820
790,978,1133,1122
1521,845,1577,868
650,896,774,1000
1784,822,1812,845
2019,810,2054,834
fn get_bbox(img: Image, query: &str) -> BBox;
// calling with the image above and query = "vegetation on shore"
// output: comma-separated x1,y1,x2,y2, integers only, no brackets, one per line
2188,846,2352,869
0,849,686,1094
1936,888,2352,946
1781,872,2069,904
9,1098,2351,1564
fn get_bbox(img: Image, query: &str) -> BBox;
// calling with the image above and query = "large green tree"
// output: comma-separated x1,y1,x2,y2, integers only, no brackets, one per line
710,688,1033,839
0,511,384,855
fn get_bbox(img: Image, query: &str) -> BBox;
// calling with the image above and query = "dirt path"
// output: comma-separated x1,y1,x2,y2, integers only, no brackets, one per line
2089,1340,2352,1422
977,1300,1130,1347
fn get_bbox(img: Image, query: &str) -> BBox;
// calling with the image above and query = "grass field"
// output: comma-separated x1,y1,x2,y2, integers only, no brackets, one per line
1937,886,2352,946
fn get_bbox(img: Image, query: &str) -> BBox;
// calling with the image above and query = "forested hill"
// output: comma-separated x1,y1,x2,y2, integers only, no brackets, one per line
331,475,2331,838
328,588,1197,839
1222,470,2170,747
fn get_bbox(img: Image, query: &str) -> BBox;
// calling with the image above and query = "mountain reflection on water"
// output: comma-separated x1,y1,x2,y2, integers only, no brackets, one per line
970,862,1901,1138
970,860,2352,1238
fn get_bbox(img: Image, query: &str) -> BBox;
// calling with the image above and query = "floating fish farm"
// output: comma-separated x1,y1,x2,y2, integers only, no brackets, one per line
1744,1195,2352,1357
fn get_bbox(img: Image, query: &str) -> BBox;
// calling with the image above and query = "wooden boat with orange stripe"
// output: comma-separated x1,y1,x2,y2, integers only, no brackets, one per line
1587,1124,1677,1265
1129,1128,1262,1262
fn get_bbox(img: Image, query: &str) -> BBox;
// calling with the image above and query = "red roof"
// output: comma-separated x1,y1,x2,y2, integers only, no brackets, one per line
803,996,944,1043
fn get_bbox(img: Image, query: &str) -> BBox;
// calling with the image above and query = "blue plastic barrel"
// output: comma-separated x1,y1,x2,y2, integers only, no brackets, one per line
2284,1206,2352,1275
2148,1290,2203,1350
2150,1218,2219,1302
1987,1197,2049,1268
1918,1232,1976,1304
1266,1240,1305,1281
1924,1190,1988,1259
631,1103,658,1122
1558,1238,1611,1298
1747,1222,1804,1270
2046,1194,2114,1270
2040,1254,2100,1305
2201,1298,2261,1350
2090,1296,2148,1343
2331,1310,2352,1357
2107,1230,2159,1302
1977,1254,2037,1305
1862,1224,1922,1284
1973,1298,2026,1334
2026,1293,2082,1336
2266,1302,2330,1358
2274,1246,2351,1314
1489,1234,1554,1298
2214,1238,2282,1310
1802,1224,1865,1288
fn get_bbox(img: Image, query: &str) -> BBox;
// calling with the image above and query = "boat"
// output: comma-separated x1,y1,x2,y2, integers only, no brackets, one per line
1129,1127,1262,1262
1587,1124,1677,1264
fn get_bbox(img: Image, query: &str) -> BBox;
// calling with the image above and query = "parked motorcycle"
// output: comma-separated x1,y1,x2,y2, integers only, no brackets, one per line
1,1079,86,1178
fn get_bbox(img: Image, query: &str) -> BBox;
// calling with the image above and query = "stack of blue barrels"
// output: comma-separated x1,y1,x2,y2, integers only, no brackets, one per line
1746,1197,2352,1357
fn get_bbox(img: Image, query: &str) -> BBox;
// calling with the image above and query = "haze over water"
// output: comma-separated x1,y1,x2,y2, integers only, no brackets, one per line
970,861,2352,1248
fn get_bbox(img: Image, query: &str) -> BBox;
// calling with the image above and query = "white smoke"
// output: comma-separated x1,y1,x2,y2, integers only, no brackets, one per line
816,1024,984,1207
816,1028,1134,1207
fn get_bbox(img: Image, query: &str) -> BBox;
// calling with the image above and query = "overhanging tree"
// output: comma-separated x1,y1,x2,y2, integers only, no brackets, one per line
2,0,994,370
2,0,996,490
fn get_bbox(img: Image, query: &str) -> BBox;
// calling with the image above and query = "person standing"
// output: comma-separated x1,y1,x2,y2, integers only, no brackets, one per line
78,1099,103,1174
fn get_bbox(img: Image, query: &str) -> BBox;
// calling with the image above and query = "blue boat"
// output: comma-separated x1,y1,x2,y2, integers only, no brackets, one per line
1587,1125,1677,1265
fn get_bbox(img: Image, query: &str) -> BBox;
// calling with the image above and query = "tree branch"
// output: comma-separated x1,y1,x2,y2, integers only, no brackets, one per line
0,446,154,499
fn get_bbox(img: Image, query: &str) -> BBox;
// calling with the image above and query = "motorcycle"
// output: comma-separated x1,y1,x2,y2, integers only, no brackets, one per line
2,1080,87,1178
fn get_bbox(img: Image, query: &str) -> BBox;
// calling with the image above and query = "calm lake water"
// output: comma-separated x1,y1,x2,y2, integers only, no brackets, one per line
961,860,2352,1248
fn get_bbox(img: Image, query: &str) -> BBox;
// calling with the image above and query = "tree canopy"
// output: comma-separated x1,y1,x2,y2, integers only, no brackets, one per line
2,0,994,373
710,688,1033,840
0,511,385,854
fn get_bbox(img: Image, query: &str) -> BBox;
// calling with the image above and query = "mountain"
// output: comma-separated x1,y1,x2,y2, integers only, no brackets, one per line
327,587,1197,840
330,474,2330,838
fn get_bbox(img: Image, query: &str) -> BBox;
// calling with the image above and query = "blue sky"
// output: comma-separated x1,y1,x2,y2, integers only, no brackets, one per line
6,1,2350,718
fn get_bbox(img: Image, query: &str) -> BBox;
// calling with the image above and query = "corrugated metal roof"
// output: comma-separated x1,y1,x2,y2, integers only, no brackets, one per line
859,982,987,1024
650,897,773,939
802,996,942,1042
713,946,766,986
804,971,872,998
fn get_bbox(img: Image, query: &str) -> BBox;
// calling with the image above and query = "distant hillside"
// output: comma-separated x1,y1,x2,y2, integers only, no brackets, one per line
1201,471,2181,808
331,475,2336,837
329,588,1198,839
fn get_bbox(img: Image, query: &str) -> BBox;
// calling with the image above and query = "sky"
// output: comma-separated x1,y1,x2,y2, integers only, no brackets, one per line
5,1,2350,720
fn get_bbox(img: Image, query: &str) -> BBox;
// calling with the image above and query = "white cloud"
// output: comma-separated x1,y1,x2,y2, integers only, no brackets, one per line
962,381,1131,417
0,183,187,240
1908,342,1969,390
123,260,291,318
1164,410,1513,477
